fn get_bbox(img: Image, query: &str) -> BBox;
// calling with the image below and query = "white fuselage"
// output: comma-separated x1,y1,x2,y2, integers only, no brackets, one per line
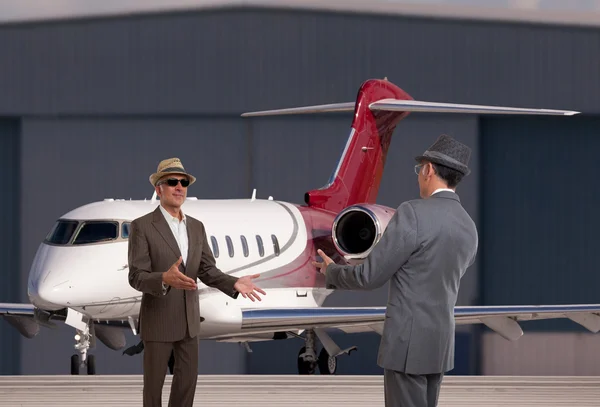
27,197,333,339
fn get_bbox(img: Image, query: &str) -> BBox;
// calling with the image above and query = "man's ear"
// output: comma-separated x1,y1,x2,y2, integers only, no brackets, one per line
422,162,431,177
427,162,436,177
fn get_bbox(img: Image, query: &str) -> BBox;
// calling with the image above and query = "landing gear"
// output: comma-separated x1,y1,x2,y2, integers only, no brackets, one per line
297,330,317,374
318,348,337,375
297,346,317,374
296,329,355,375
67,311,97,375
71,353,95,375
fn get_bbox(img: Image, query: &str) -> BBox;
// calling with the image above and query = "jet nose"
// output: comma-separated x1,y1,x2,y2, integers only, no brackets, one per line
36,278,72,309
29,273,72,310
27,243,71,310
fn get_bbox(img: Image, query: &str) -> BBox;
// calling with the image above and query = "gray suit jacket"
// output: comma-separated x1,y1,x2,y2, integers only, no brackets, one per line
325,191,478,374
128,206,239,342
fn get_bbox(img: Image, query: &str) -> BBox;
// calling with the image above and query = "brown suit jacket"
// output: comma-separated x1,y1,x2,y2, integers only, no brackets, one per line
128,206,239,342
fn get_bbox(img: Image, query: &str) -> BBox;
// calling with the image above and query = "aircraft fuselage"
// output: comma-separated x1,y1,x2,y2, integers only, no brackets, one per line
26,197,351,339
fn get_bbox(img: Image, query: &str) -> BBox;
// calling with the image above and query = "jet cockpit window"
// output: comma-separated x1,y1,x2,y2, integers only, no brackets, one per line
45,220,79,245
72,221,119,245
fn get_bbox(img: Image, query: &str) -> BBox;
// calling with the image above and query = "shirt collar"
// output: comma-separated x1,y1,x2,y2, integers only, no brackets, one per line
432,188,455,196
159,204,186,223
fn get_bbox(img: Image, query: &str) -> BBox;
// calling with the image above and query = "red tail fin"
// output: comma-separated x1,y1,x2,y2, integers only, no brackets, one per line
304,79,413,213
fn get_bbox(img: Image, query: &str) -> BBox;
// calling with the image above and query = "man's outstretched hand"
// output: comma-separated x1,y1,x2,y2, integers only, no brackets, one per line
312,249,334,274
234,274,267,302
162,257,197,290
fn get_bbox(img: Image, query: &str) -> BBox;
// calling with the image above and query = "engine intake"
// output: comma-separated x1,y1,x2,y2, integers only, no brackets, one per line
332,204,395,260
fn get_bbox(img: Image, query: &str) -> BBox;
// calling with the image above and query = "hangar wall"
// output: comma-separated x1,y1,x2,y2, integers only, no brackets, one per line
0,7,596,374
479,115,600,374
0,119,21,374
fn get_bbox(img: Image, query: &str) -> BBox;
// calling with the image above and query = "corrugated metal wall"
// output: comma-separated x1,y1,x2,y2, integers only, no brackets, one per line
479,115,600,374
480,116,600,330
0,9,599,116
0,119,20,374
0,6,597,374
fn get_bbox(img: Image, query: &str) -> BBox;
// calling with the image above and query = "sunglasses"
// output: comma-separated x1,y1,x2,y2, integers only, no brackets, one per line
160,178,190,187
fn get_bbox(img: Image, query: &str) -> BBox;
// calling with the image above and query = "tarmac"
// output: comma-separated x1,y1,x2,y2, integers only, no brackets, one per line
0,375,598,406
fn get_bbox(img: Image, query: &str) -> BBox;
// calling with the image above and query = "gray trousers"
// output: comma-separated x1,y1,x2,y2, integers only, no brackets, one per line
384,369,444,407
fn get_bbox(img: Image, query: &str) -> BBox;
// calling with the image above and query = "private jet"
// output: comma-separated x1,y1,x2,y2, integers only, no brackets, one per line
2,78,599,375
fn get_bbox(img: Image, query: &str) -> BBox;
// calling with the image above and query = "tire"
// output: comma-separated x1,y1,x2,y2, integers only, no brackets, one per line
87,354,96,375
70,354,80,375
297,347,316,375
318,348,337,375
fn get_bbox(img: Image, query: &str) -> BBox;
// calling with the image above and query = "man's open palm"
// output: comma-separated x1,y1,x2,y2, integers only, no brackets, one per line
163,257,197,290
234,274,267,302
312,249,334,274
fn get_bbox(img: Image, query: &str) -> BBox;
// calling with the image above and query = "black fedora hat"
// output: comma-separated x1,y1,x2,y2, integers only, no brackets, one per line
415,134,471,176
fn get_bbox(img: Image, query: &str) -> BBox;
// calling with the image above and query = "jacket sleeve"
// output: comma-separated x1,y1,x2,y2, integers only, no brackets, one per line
128,220,166,296
197,222,239,299
325,201,418,290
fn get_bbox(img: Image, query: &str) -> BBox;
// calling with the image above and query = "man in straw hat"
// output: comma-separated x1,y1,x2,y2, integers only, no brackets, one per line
128,157,266,407
313,134,478,407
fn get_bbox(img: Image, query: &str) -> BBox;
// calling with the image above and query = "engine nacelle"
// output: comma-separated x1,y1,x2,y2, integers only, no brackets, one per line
332,204,396,260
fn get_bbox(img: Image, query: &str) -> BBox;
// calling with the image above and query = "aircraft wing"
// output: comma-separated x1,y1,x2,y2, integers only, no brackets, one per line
0,302,130,340
3,302,600,346
220,304,600,342
0,303,43,338
0,303,35,315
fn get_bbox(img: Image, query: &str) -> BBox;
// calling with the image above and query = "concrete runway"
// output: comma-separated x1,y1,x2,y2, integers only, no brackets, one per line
0,375,598,406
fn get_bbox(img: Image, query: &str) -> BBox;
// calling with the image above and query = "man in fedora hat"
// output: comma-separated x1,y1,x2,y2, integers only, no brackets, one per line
313,134,478,407
128,157,266,407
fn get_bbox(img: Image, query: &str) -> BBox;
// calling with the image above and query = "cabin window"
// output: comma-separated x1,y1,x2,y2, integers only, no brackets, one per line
210,236,219,258
240,235,249,257
72,221,119,245
225,235,234,257
45,220,79,245
121,222,130,239
271,234,280,256
256,235,264,257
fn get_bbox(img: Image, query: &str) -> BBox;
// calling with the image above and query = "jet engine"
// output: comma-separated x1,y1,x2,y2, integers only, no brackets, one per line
332,204,395,260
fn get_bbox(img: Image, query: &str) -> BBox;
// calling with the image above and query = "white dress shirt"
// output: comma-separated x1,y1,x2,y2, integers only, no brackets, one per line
159,205,189,293
159,204,188,265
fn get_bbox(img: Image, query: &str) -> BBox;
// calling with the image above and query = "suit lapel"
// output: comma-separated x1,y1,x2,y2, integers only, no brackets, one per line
186,218,199,271
151,206,181,259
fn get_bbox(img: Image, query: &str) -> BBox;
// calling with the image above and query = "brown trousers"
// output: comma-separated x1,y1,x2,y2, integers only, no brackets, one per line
143,333,199,407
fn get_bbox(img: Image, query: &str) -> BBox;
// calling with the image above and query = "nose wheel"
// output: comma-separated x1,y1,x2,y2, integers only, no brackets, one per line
71,353,95,375
70,324,96,375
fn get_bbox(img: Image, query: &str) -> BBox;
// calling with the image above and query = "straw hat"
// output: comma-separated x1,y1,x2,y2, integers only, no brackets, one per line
149,158,197,187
